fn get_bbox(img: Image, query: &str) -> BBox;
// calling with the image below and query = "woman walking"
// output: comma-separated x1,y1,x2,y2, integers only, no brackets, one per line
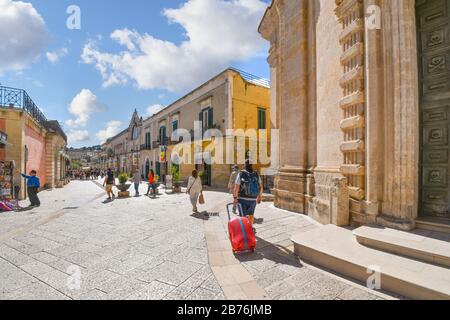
133,169,141,196
186,170,203,213
103,168,116,200
146,169,156,196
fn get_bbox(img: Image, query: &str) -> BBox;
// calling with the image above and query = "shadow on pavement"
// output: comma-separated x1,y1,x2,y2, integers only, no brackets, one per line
254,218,265,225
190,211,220,221
16,207,34,212
234,237,302,269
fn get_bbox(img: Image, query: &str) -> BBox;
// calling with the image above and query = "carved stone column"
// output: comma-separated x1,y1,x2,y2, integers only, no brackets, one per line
271,0,310,214
378,0,419,230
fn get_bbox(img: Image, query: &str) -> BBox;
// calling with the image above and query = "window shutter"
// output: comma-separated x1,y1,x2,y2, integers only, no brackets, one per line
208,108,214,128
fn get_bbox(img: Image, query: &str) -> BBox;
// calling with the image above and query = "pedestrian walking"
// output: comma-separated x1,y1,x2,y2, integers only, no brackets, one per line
21,170,41,208
228,165,240,213
186,170,203,213
103,168,116,200
233,160,263,229
133,169,141,196
146,169,157,196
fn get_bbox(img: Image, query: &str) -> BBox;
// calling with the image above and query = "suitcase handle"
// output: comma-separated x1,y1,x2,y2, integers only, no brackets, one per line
226,203,243,220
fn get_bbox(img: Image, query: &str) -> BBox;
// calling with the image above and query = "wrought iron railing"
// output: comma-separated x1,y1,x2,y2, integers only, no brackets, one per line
140,144,152,151
229,67,270,88
0,86,47,124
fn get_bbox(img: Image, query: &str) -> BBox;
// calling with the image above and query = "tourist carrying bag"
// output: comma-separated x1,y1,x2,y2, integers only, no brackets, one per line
186,177,197,194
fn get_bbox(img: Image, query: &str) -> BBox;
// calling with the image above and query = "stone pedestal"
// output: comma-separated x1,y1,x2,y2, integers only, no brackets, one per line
274,167,307,213
118,191,130,198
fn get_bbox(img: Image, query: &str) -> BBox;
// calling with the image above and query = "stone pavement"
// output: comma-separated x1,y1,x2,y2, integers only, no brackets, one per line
0,181,396,300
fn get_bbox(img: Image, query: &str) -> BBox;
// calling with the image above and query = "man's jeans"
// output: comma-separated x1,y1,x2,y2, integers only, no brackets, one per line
134,183,140,195
27,186,40,207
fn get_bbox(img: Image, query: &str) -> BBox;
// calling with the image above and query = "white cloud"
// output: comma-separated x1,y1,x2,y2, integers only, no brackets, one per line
81,0,267,92
66,89,106,128
96,121,123,143
46,48,68,64
68,130,90,143
145,104,165,117
0,0,48,73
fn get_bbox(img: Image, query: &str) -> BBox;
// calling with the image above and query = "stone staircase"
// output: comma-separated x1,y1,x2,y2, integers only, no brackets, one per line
291,224,450,300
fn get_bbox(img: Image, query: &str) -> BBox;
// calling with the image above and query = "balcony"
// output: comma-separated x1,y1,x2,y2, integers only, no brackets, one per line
0,86,47,125
140,144,152,151
152,141,160,149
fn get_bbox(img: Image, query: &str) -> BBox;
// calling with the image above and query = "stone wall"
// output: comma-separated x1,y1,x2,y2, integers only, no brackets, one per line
259,0,424,230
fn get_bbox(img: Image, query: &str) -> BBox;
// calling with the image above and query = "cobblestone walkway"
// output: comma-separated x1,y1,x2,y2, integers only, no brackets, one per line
0,181,395,300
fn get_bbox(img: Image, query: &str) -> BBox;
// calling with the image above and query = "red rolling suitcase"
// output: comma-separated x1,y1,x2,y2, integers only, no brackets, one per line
226,203,256,253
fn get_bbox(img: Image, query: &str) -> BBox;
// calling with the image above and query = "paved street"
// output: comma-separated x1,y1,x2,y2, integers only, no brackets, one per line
0,181,395,300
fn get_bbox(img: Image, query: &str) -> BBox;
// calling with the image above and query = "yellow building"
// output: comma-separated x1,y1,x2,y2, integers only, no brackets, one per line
136,68,271,189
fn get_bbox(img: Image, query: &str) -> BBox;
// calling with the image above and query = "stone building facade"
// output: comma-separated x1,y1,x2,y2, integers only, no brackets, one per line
100,68,271,189
0,86,69,199
101,111,143,175
138,68,271,188
259,0,450,231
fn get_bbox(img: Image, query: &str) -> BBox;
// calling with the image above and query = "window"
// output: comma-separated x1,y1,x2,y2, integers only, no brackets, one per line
258,108,267,130
199,107,213,133
145,132,151,148
132,126,139,141
159,126,167,146
172,120,178,133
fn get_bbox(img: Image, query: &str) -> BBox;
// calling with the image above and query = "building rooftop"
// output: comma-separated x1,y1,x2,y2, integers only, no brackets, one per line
0,85,66,141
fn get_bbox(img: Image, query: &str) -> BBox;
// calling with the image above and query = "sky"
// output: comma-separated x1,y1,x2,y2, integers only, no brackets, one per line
0,0,271,148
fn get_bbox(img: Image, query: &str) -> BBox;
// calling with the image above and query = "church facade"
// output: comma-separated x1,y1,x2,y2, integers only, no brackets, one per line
259,0,450,231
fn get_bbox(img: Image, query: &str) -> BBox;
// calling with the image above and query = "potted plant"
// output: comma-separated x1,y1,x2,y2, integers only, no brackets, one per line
152,174,160,195
172,166,182,193
116,173,131,197
199,171,208,186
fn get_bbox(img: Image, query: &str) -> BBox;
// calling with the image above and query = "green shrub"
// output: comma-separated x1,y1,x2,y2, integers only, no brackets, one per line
199,171,207,185
172,166,181,183
118,173,129,184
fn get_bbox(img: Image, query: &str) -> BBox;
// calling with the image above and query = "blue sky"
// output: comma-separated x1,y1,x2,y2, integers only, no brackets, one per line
0,0,270,147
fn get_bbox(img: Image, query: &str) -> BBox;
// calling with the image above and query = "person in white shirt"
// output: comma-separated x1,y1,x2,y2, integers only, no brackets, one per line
186,170,203,213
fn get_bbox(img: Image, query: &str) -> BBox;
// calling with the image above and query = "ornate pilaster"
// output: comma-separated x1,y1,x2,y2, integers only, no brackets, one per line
335,0,367,202
378,0,419,229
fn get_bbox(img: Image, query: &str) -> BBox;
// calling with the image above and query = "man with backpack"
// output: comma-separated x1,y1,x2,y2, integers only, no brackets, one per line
233,160,263,228
103,168,116,200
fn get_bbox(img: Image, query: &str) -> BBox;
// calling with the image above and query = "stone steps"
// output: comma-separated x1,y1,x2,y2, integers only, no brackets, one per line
292,225,450,300
416,218,450,234
353,226,450,268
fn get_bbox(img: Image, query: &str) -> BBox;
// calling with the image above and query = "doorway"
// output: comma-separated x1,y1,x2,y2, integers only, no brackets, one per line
417,0,450,220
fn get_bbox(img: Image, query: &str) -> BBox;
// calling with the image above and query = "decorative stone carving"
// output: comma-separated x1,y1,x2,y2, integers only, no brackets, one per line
331,177,350,226
335,0,366,201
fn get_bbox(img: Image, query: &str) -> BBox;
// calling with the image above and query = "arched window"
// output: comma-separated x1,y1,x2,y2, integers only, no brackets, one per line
132,126,139,141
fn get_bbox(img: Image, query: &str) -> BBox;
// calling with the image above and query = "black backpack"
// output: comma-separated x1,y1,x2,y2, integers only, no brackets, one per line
238,171,260,199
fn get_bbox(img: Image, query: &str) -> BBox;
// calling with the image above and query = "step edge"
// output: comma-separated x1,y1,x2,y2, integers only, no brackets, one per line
291,232,450,294
294,242,450,300
354,234,450,268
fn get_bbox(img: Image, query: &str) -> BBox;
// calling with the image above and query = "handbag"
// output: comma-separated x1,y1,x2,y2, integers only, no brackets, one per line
199,192,205,205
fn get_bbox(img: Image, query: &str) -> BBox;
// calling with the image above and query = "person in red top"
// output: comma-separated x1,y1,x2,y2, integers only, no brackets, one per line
146,170,156,196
